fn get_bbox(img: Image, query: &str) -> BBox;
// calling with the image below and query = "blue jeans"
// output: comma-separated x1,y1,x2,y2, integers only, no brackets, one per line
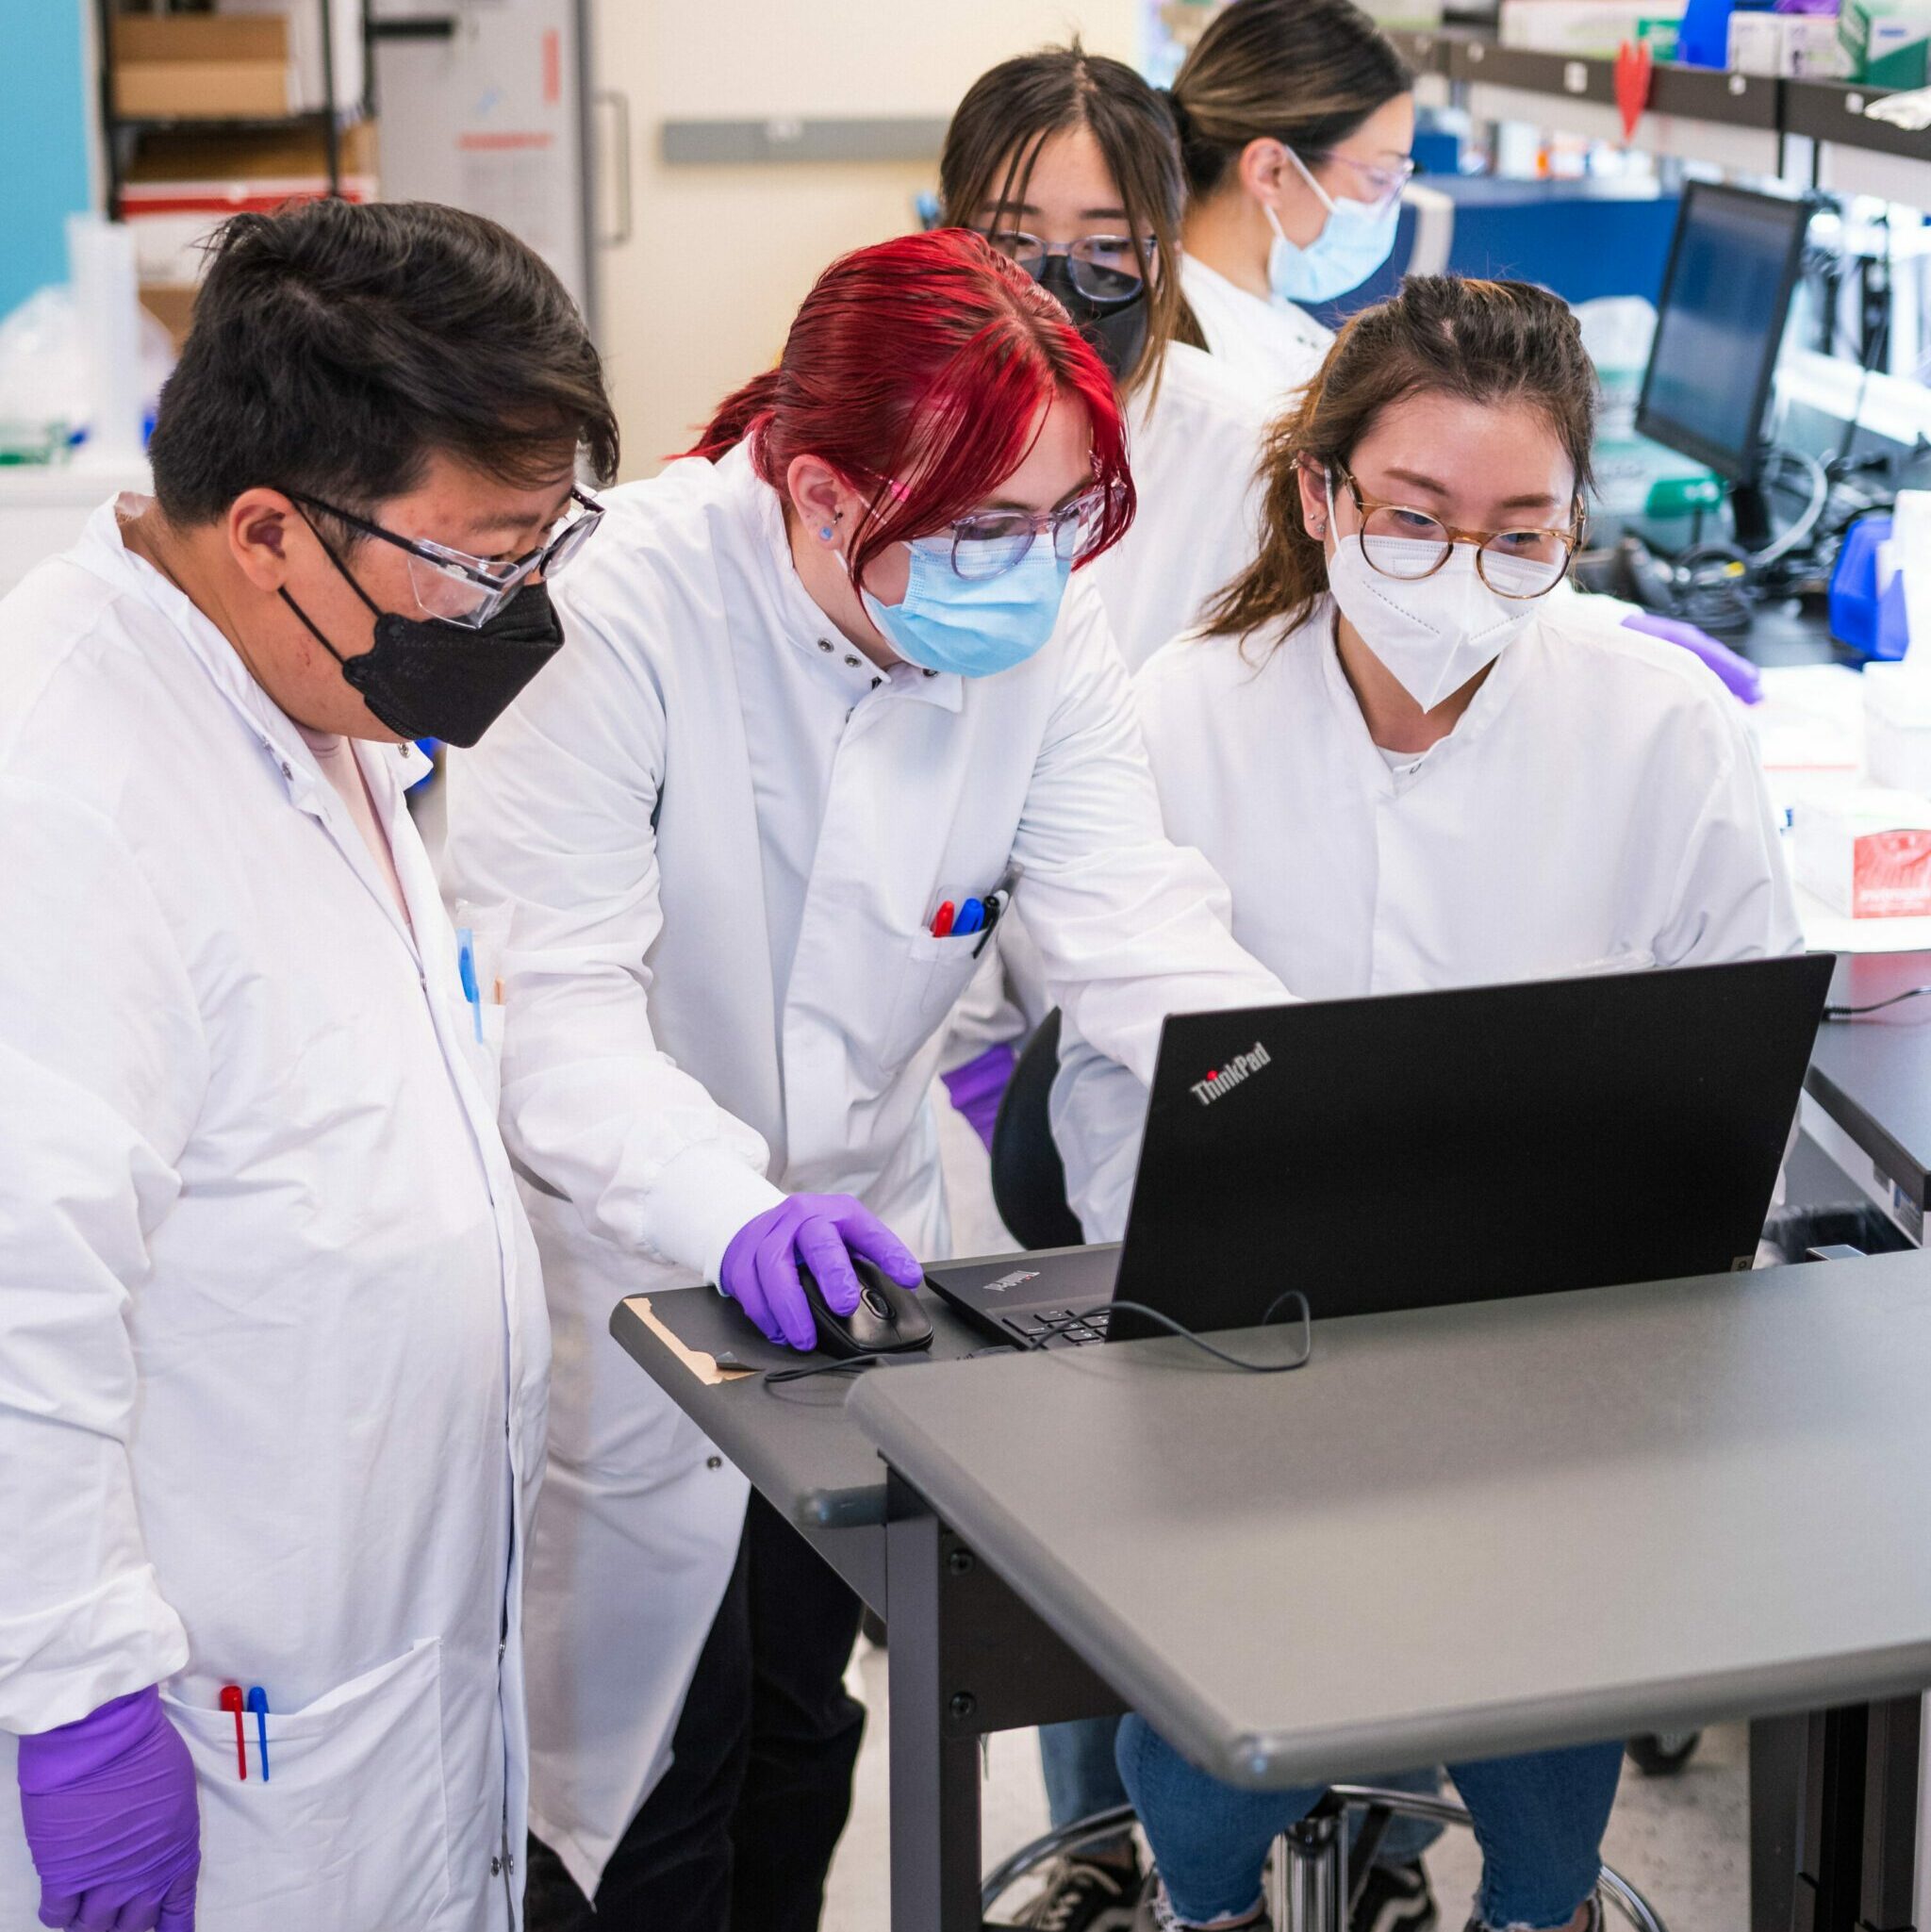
1040,1719,1444,1868
1117,1716,1624,1929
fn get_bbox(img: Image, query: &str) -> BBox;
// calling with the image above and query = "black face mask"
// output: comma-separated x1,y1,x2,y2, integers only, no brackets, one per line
281,553,567,750
1033,256,1152,388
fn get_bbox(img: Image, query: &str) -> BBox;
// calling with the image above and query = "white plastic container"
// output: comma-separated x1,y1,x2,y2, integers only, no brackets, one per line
1864,664,1931,795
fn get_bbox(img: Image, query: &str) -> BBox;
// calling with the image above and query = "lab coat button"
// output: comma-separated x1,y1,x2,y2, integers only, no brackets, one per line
843,654,860,668
490,1857,503,1878
706,1455,722,1470
922,668,938,678
817,638,834,652
280,762,293,780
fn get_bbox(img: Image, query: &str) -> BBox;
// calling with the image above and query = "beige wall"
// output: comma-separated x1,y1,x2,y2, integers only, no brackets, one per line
589,0,1139,477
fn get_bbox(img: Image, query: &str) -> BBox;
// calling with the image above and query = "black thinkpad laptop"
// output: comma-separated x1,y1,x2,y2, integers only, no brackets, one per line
925,955,1834,1348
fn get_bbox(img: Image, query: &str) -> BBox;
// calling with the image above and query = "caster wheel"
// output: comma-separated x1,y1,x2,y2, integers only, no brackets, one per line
1627,1731,1701,1776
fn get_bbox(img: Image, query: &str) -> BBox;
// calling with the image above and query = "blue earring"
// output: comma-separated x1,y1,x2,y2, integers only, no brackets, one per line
819,525,834,541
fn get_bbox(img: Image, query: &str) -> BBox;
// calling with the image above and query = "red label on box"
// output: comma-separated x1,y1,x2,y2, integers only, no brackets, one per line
1853,829,1931,916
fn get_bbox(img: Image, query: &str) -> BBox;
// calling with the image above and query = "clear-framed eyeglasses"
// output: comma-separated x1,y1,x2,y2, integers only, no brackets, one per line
929,482,1126,582
1329,465,1582,599
1295,150,1415,218
978,229,1157,304
289,486,605,628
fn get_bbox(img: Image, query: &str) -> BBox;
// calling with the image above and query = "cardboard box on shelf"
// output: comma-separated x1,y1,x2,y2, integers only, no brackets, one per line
1728,8,1854,74
219,0,366,117
140,284,198,352
1839,0,1931,85
119,121,379,283
112,15,295,121
1499,0,1684,57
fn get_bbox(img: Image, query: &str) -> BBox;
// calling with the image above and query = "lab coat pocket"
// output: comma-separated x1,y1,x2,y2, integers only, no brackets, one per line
162,1638,453,1928
883,930,991,1065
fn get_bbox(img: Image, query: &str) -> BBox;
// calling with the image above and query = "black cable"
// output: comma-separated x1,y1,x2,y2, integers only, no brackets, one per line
764,1294,1316,1380
1824,985,1931,1020
1029,1292,1315,1375
763,1350,926,1385
1832,212,1891,479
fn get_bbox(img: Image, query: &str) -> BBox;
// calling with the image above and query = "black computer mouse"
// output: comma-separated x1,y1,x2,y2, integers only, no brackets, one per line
797,1257,934,1358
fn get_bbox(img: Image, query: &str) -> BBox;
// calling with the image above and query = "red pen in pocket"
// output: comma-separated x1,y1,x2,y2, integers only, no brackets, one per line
219,1684,247,1781
930,900,955,938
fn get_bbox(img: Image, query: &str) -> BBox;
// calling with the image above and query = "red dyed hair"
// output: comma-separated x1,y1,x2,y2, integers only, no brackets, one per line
687,228,1134,585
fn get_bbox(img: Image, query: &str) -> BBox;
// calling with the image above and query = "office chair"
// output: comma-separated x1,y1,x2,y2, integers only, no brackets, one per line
988,1009,1084,1252
982,1792,1668,1932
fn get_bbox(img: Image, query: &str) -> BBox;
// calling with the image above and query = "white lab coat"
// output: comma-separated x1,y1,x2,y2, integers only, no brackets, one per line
440,441,1284,1895
1055,598,1805,1238
1180,253,1334,404
1084,340,1274,672
0,504,549,1932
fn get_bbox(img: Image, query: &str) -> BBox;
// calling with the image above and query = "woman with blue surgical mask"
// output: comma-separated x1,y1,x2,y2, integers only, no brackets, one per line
1171,0,1415,402
441,229,1286,1932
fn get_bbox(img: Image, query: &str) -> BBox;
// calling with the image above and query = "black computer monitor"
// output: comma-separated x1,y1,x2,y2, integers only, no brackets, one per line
1636,181,1811,497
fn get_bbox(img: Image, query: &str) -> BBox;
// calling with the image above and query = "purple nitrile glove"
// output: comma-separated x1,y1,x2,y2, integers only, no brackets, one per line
17,1684,200,1932
720,1194,923,1351
1622,611,1762,704
941,1041,1017,1153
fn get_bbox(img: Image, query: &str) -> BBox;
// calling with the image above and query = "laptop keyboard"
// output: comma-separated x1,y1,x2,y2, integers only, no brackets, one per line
1000,1307,1113,1349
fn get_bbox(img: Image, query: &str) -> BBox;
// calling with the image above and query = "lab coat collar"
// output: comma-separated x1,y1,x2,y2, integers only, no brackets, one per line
726,443,964,714
1311,595,1539,786
77,497,433,796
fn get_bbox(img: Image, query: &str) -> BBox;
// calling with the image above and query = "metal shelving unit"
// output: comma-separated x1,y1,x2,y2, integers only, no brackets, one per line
93,0,370,218
1381,25,1930,194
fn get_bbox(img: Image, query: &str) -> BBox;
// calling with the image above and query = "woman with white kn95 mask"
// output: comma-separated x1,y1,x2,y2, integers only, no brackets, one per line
1053,282,1802,1932
1169,0,1415,405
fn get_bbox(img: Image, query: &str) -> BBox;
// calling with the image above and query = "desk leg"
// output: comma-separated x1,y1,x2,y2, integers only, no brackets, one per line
1791,1699,1922,1932
886,1502,984,1931
1859,1696,1921,1932
1754,1715,1805,1932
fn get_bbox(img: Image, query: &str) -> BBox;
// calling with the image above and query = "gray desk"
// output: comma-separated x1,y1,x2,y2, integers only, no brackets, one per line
849,1253,1931,1928
1805,951,1931,1243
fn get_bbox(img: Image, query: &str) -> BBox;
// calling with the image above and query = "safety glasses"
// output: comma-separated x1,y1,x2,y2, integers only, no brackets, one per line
289,486,604,629
1295,150,1415,218
935,483,1125,582
978,230,1157,305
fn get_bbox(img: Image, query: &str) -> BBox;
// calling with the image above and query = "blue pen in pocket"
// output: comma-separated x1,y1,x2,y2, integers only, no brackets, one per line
246,1687,271,1783
455,928,484,1043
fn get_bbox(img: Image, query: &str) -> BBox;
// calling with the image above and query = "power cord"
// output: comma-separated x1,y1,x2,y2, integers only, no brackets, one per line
1027,1292,1314,1374
1824,985,1931,1020
761,1293,1316,1381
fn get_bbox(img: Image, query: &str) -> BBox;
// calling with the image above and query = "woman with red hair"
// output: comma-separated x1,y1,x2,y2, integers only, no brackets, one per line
444,228,1286,1932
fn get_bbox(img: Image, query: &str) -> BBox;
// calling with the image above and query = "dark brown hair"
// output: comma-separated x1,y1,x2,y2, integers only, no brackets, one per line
151,198,617,528
938,41,1190,400
1170,0,1411,200
1203,276,1597,649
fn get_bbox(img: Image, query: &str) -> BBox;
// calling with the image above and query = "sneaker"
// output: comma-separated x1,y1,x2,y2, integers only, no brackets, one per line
1137,1877,1271,1932
1465,1895,1601,1932
1016,1854,1144,1932
1353,1860,1439,1932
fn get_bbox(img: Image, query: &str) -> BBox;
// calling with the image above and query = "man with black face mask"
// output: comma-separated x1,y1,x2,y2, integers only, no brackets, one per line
0,198,615,1932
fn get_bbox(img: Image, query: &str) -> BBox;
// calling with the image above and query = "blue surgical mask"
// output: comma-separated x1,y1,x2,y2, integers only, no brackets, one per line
860,537,1071,679
1263,151,1400,305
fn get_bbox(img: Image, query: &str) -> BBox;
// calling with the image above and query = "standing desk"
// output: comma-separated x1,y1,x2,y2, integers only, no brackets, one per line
614,1250,1931,1931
